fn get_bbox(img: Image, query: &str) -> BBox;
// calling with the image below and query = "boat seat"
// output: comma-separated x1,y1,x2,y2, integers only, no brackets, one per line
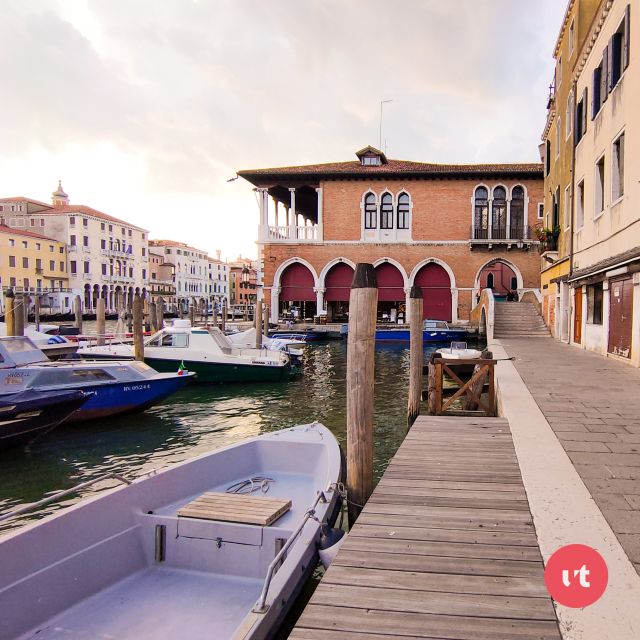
177,492,291,527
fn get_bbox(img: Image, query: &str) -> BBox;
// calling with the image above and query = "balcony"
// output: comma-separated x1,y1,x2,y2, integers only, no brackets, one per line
82,272,93,280
101,247,134,257
263,225,319,242
470,226,535,250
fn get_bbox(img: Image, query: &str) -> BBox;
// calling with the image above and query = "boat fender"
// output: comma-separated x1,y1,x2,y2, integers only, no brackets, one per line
318,527,345,569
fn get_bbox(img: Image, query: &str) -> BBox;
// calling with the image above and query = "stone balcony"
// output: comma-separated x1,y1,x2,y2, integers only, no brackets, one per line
260,224,320,242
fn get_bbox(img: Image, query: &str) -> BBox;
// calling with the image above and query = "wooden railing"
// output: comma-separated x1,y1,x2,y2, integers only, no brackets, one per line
427,357,497,417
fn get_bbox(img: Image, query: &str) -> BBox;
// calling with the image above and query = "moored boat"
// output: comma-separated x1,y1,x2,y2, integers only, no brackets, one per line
228,327,305,365
0,389,92,450
78,320,294,383
435,342,483,378
342,319,469,343
0,422,343,640
0,323,78,360
0,337,194,423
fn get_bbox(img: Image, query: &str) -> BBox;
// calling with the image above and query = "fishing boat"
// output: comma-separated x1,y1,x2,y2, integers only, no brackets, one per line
373,319,469,343
0,422,343,640
78,320,294,383
0,389,92,450
0,337,193,423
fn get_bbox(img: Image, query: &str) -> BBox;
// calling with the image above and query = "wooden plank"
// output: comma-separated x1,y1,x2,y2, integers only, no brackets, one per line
376,477,527,492
349,522,539,547
296,605,561,640
340,536,542,562
371,485,528,501
312,582,557,621
323,565,550,598
368,494,530,511
177,492,290,526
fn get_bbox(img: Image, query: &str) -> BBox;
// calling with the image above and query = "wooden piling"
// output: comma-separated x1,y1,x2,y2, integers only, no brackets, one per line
427,353,437,415
221,300,227,331
255,300,263,349
5,290,15,337
407,285,424,428
149,301,157,333
96,297,106,346
262,304,269,335
133,293,144,361
14,293,25,336
34,296,41,332
156,297,164,331
346,263,378,527
74,295,83,333
189,303,196,327
23,295,30,327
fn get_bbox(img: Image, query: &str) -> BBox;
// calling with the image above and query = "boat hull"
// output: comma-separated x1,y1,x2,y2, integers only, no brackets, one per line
375,328,469,343
145,357,292,383
62,374,193,423
0,390,90,450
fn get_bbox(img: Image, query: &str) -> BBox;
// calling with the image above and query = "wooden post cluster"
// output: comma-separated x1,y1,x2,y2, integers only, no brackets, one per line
133,293,144,361
407,286,424,428
74,295,83,333
4,290,15,337
346,263,378,527
156,297,165,332
96,297,106,346
14,293,25,337
255,300,263,349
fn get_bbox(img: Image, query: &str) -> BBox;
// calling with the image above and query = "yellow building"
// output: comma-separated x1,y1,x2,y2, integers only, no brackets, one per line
540,0,602,339
0,224,69,315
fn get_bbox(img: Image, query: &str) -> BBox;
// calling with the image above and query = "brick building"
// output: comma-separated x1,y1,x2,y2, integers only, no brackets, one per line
239,147,544,324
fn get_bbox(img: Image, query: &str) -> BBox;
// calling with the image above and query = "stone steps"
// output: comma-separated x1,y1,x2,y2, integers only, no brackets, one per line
494,302,550,338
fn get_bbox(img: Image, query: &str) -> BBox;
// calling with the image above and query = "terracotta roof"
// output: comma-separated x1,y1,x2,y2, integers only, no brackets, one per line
0,224,64,242
0,197,53,209
238,158,544,184
40,205,148,232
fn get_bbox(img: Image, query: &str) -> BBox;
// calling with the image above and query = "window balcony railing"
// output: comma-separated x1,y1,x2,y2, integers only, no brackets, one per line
266,225,318,242
470,226,533,243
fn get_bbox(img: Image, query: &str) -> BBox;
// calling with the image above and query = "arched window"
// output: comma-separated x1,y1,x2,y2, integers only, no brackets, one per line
380,193,393,229
474,187,489,239
492,186,507,238
487,273,495,289
364,192,377,229
397,192,410,229
510,186,525,238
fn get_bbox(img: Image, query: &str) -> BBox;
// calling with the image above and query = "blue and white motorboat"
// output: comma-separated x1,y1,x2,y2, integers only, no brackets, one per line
0,389,92,450
0,337,194,423
342,319,469,343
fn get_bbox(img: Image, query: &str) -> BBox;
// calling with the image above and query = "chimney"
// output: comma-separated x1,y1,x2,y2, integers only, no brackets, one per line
216,249,221,260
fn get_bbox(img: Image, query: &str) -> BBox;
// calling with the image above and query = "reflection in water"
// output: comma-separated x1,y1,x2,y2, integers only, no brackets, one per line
0,341,445,532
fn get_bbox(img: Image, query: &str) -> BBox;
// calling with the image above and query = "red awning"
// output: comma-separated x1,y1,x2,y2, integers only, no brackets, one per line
325,263,354,302
280,263,316,302
414,263,452,321
375,263,405,302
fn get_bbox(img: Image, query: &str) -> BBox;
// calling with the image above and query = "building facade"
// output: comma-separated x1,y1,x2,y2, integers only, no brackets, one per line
149,240,210,313
207,255,230,311
567,0,639,366
540,0,602,339
1,185,149,313
0,225,69,315
239,147,544,324
149,249,177,313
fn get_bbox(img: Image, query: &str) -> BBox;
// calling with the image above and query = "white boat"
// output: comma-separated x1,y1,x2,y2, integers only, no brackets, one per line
228,328,305,364
0,422,343,640
0,322,78,360
77,320,294,383
435,342,484,377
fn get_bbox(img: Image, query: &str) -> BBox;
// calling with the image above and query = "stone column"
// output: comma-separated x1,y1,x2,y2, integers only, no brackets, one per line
289,188,296,240
488,197,493,240
315,288,325,317
315,187,323,241
273,198,280,229
506,197,512,240
258,188,268,241
270,287,280,324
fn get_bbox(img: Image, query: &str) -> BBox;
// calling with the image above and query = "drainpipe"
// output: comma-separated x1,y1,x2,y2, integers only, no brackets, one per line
568,77,578,344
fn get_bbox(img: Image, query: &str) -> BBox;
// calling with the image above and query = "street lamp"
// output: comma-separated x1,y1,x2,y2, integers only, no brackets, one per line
241,266,250,320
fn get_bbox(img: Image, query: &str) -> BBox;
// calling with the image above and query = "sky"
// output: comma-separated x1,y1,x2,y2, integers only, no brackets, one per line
0,0,567,260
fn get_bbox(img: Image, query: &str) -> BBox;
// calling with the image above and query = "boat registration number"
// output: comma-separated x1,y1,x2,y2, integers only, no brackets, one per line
123,384,151,391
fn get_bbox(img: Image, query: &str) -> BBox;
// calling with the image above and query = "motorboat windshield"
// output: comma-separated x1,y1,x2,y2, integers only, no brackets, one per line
0,337,49,368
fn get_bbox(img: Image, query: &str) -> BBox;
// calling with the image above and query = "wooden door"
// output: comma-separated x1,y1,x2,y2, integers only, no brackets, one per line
573,288,582,344
608,276,633,358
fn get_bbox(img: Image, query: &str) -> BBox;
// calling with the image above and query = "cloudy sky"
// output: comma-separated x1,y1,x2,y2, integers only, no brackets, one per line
1,0,566,259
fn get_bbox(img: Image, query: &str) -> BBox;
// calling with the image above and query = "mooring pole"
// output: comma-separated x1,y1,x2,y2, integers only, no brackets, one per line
23,295,30,327
156,296,164,331
133,293,144,361
346,263,378,527
221,299,227,331
5,290,15,336
34,296,41,332
74,295,83,333
96,296,106,346
262,304,269,336
14,293,25,336
255,300,263,349
149,301,157,333
407,286,424,427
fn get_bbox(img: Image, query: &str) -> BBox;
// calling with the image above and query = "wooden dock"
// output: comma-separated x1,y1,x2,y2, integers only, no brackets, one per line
290,416,561,640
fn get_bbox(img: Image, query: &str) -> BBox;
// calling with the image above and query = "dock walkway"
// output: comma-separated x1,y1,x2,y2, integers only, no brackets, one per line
291,415,560,640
